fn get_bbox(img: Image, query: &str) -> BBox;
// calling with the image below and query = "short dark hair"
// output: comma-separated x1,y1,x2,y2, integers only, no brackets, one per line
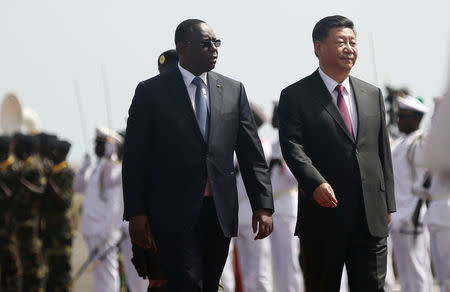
312,15,355,42
174,19,206,44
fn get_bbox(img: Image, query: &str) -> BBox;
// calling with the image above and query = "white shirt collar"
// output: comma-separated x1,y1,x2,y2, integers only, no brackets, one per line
318,67,351,96
178,63,208,87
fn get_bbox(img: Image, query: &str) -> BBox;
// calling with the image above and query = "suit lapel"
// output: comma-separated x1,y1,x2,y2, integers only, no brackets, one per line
312,70,355,143
167,68,204,142
349,76,364,144
207,71,223,147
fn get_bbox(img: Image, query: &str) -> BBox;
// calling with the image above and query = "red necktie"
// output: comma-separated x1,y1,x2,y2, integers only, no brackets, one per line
204,180,212,197
336,84,354,138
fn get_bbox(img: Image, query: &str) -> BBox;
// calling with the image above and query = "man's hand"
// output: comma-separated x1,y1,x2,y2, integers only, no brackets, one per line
80,154,91,172
129,215,154,249
388,213,391,224
313,183,338,208
252,209,273,240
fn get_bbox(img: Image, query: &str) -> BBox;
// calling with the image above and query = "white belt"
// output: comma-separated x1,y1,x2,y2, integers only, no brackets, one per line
429,193,450,201
273,188,297,200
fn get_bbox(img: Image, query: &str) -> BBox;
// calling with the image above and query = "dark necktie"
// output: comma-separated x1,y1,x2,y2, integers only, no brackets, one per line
335,84,354,138
192,77,209,140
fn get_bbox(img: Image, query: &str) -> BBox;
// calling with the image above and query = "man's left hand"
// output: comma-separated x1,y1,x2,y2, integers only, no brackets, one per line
388,213,391,224
252,209,273,240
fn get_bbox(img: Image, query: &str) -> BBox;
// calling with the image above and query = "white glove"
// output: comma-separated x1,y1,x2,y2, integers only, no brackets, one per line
80,153,91,172
411,183,430,200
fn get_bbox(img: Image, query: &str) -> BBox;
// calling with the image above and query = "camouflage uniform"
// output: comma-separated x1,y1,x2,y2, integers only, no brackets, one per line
42,161,75,292
12,156,47,292
0,156,22,291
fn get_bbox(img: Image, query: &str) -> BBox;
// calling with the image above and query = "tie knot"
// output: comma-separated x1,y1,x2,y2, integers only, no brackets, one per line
335,84,345,96
192,76,204,88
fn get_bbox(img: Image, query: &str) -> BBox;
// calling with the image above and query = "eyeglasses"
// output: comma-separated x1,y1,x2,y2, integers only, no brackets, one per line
187,39,221,49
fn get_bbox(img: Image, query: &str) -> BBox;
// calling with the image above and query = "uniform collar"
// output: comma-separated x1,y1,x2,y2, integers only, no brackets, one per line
52,161,67,173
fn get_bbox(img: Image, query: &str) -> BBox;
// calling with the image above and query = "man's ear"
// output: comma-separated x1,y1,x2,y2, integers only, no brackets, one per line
313,40,321,58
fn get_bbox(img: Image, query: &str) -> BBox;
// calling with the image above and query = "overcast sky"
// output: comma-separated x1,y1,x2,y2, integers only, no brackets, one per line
1,0,449,163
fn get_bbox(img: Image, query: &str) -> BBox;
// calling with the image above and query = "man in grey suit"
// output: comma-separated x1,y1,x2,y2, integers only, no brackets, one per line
122,19,274,292
278,15,395,291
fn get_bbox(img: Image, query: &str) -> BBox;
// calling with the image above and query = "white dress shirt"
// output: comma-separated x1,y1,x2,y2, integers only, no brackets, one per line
318,68,358,138
178,63,210,113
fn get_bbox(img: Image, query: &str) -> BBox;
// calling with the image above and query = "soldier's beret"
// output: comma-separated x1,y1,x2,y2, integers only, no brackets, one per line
49,139,72,156
158,49,178,67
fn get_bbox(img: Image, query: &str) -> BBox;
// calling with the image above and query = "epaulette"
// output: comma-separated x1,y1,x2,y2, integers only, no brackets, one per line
52,161,68,174
0,156,14,172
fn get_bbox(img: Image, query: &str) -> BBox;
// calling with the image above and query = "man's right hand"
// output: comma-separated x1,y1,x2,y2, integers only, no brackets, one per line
313,183,338,208
129,215,153,249
80,154,91,172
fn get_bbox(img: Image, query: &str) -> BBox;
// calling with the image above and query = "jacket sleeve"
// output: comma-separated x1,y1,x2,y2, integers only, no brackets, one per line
122,82,152,220
278,88,327,198
378,88,396,213
235,83,274,214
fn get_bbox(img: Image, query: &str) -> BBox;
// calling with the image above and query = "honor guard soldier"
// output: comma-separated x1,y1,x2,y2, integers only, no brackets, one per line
269,102,304,292
42,139,75,292
0,136,21,291
12,133,47,292
422,169,450,291
74,127,123,292
158,49,178,74
114,131,148,292
231,103,273,292
36,133,58,157
390,96,433,292
413,96,450,292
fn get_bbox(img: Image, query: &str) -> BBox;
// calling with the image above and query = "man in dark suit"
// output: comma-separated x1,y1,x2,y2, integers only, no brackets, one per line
278,15,395,291
122,19,274,292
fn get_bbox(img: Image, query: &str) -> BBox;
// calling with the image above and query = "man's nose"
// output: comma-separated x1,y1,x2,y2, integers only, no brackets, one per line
343,43,353,53
209,42,218,52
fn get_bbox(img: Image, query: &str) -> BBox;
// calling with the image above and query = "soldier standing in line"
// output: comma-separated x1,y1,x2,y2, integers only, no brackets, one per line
42,139,75,292
390,96,433,292
12,133,47,292
0,136,22,291
114,131,149,292
36,133,58,185
73,127,123,292
269,102,304,292
157,49,179,74
232,103,273,292
414,95,450,292
35,132,57,281
36,133,57,166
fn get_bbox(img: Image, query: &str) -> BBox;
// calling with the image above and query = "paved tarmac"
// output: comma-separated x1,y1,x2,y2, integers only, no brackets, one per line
70,192,440,292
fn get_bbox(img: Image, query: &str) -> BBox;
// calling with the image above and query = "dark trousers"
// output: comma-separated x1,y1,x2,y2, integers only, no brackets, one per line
153,197,230,292
300,218,387,292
